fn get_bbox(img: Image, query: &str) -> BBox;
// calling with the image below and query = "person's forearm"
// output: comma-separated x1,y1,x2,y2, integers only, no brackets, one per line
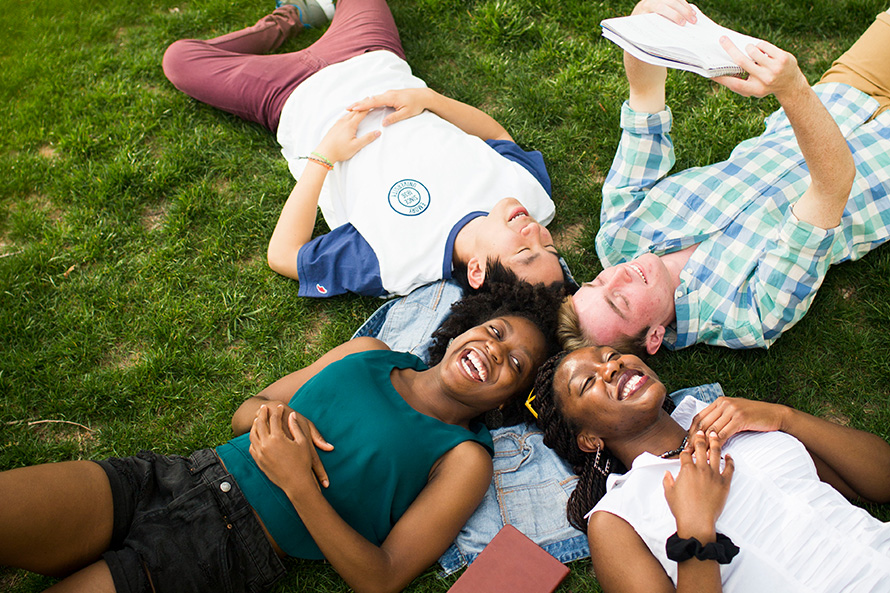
232,396,276,435
285,488,407,593
673,492,723,593
780,82,856,229
778,405,890,502
625,52,667,113
599,100,675,270
423,89,513,141
267,163,328,280
676,559,723,593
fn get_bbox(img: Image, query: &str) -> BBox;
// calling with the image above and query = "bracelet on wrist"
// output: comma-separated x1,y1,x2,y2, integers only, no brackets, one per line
665,532,739,564
298,152,334,171
310,151,334,168
299,156,333,171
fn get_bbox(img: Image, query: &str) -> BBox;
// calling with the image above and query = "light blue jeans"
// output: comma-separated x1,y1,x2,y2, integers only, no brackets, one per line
353,279,725,574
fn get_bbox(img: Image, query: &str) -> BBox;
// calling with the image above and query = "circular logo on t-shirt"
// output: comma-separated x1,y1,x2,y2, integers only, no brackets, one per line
388,179,430,216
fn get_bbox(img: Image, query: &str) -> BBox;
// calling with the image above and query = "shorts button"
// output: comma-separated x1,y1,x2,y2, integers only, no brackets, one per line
220,481,232,493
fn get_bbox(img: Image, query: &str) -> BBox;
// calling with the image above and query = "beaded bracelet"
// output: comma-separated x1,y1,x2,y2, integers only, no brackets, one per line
310,151,334,168
299,152,334,171
306,156,333,171
665,532,740,564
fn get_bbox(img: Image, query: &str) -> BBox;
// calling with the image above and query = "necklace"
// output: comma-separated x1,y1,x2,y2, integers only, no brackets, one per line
659,435,688,459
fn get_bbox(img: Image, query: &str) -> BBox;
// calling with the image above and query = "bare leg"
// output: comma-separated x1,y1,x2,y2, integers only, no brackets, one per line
44,560,116,593
0,461,114,578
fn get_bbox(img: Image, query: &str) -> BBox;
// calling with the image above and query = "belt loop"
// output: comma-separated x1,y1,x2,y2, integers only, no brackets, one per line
188,449,218,474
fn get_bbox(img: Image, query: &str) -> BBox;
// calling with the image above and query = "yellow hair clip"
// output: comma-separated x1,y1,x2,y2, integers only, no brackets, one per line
524,388,538,419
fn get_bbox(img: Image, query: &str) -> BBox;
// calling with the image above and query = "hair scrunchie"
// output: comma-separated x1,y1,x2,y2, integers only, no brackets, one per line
665,532,740,564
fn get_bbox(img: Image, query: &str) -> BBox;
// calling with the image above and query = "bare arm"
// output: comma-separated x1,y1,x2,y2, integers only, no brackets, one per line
715,39,856,229
588,432,733,593
250,406,493,593
267,110,380,280
624,0,697,113
349,88,513,141
589,511,677,593
691,396,890,503
590,432,733,593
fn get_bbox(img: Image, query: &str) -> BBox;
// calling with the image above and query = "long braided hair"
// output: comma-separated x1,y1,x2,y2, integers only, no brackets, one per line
528,353,626,531
529,353,675,533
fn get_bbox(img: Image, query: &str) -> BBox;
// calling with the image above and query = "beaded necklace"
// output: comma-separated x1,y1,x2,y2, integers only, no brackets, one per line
659,435,689,459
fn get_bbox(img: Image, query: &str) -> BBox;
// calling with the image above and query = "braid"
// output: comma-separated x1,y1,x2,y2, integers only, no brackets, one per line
565,447,625,532
528,352,627,532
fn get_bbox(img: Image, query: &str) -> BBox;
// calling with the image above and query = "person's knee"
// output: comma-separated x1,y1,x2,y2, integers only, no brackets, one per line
161,40,201,87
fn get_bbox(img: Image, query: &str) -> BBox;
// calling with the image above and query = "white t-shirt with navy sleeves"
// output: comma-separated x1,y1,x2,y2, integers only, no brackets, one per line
277,50,555,298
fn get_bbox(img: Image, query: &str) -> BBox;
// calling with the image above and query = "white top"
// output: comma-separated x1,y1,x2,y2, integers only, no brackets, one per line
588,397,890,592
276,50,555,297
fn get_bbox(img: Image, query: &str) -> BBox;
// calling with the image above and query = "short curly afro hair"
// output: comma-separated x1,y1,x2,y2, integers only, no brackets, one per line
425,279,565,424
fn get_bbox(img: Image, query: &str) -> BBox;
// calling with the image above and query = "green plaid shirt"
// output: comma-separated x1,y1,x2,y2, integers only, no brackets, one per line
598,83,890,349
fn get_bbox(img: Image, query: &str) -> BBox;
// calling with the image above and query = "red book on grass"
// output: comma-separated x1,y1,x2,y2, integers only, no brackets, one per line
447,525,570,593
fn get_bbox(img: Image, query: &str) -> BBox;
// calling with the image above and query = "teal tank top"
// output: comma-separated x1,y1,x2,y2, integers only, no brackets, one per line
216,350,493,559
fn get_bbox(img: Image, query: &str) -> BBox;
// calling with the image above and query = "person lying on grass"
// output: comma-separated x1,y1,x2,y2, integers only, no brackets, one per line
528,345,890,592
0,281,563,593
560,0,890,354
163,0,565,299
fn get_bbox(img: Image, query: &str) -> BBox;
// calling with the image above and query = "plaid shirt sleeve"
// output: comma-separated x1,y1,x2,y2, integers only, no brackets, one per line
598,102,674,267
750,211,837,347
599,84,890,350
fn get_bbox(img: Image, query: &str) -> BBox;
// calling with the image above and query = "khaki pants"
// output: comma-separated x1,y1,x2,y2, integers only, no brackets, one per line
820,11,890,116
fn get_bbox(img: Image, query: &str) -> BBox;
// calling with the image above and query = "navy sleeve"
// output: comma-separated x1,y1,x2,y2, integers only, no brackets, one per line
485,139,552,196
296,224,385,298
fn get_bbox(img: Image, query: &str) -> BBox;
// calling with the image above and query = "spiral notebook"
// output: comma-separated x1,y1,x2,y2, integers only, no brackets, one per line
601,5,764,78
447,525,570,593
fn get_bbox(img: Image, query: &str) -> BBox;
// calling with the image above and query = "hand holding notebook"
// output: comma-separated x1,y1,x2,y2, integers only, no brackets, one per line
601,5,764,78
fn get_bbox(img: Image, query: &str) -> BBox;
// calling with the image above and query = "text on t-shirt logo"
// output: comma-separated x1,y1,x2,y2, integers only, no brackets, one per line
388,179,431,216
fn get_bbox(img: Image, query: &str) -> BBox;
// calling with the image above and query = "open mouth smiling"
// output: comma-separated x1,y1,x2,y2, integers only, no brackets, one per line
628,263,647,284
616,369,648,400
461,348,489,382
508,206,529,223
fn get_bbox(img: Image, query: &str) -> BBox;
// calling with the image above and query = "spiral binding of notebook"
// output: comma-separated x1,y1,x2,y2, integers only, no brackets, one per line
600,6,761,79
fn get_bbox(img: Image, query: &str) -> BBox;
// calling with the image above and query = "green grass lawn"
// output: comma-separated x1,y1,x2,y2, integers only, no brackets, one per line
2,0,889,591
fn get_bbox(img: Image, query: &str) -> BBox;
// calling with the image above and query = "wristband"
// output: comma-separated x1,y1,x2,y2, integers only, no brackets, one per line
298,152,334,171
310,151,334,168
306,156,333,171
665,532,739,564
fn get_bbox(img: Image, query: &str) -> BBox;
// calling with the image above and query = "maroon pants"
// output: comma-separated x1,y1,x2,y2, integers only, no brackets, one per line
162,0,406,133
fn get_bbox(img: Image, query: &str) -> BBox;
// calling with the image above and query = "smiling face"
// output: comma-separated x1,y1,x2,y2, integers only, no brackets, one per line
571,254,676,355
441,315,548,413
468,198,563,287
553,346,667,446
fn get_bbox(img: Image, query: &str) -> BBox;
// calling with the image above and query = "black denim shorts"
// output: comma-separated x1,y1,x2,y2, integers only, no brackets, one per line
96,448,286,593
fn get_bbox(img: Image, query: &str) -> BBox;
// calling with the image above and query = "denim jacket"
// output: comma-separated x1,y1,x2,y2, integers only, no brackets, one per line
353,280,725,574
352,279,463,359
438,383,724,574
351,257,578,358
